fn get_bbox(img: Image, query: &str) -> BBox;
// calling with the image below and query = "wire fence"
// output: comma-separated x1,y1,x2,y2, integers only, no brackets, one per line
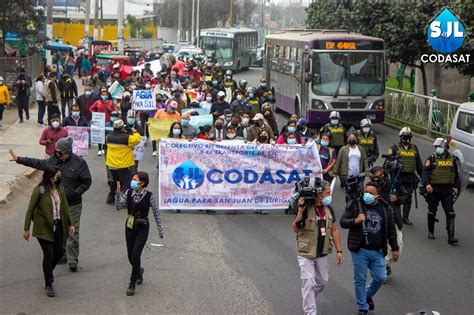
385,87,462,137
0,53,43,88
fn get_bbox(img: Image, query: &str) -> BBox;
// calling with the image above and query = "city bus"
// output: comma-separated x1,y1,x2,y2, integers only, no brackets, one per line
264,30,386,126
199,28,258,72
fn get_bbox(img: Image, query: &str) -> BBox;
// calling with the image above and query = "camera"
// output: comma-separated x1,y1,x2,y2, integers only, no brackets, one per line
342,175,364,197
382,154,403,174
288,177,324,225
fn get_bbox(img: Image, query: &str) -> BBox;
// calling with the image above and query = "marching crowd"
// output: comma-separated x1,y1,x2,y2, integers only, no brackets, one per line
3,53,462,314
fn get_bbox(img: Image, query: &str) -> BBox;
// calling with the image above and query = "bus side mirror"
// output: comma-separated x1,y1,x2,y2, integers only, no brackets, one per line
304,59,310,73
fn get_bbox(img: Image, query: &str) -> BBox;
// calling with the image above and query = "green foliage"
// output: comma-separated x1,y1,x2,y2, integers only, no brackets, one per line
126,14,147,38
386,76,410,92
142,30,153,39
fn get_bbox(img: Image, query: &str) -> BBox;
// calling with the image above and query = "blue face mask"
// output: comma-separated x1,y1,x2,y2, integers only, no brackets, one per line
71,112,80,119
248,93,254,98
287,138,297,145
130,180,140,191
330,119,339,125
172,129,181,137
127,118,135,126
322,195,332,206
101,95,108,101
167,108,175,113
287,126,296,133
110,117,118,123
363,193,376,205
320,140,329,147
436,147,445,155
181,119,189,126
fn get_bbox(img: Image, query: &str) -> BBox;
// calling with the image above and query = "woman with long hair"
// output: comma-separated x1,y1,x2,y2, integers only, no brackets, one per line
23,166,75,297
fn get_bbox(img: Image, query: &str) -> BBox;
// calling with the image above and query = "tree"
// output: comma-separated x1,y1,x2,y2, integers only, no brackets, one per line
126,14,147,38
0,0,36,57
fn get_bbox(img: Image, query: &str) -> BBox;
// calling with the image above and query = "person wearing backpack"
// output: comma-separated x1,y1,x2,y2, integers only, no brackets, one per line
23,166,75,297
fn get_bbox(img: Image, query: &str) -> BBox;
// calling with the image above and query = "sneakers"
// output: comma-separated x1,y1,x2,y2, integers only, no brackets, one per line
57,256,67,265
69,265,78,272
137,268,144,285
386,265,392,276
448,235,459,245
45,285,55,297
97,150,104,156
126,283,136,296
403,218,413,226
366,297,375,311
152,151,158,157
428,232,435,239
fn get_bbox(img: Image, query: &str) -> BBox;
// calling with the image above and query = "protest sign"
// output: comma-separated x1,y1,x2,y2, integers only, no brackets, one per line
133,136,147,161
189,114,213,129
90,112,105,144
132,90,156,111
158,139,323,210
148,118,175,140
109,81,124,100
182,108,209,116
66,126,89,157
224,87,232,103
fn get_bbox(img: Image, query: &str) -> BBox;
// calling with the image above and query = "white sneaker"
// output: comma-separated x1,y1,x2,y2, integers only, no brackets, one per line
152,151,157,157
97,150,103,156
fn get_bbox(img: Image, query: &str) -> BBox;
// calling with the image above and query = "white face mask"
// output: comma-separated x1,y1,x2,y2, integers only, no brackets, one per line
0,81,3,85
362,127,371,134
206,96,212,102
145,84,151,89
241,118,249,125
236,95,243,101
51,121,60,129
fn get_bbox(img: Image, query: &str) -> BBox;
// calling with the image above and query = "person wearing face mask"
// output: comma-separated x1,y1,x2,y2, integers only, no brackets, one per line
225,113,244,138
280,114,299,135
296,118,317,143
212,117,227,141
98,65,111,84
115,172,164,296
172,89,187,113
224,125,243,140
278,120,299,144
119,91,132,122
89,90,115,123
421,138,460,244
318,133,337,182
254,129,274,145
199,124,214,141
222,108,234,125
77,86,99,122
81,54,91,82
152,100,181,156
386,127,423,226
239,112,252,140
277,125,303,144
262,105,279,137
210,91,230,121
63,104,88,127
168,121,183,139
255,78,271,102
334,132,368,189
320,111,346,152
23,166,76,297
200,92,214,114
15,67,33,123
58,72,78,120
340,182,399,314
222,70,238,101
230,90,253,115
180,111,198,139
246,87,261,113
247,113,275,142
357,119,379,167
292,179,343,315
0,76,10,128
39,114,69,156
11,137,92,272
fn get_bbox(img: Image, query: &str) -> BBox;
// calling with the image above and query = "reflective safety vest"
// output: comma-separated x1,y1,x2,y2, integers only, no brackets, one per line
430,153,455,185
223,80,235,89
397,144,417,173
296,206,334,259
248,98,260,113
327,125,345,147
357,131,375,155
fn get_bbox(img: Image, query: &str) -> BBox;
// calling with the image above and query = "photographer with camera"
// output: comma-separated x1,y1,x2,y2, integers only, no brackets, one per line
291,179,343,315
340,181,399,314
386,127,423,226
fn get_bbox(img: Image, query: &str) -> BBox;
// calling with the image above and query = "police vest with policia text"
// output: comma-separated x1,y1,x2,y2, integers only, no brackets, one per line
429,153,456,185
357,131,375,155
296,206,334,259
396,144,417,173
248,98,260,113
327,125,345,147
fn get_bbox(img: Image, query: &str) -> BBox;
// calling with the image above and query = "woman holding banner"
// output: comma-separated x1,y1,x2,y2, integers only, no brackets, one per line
151,101,181,157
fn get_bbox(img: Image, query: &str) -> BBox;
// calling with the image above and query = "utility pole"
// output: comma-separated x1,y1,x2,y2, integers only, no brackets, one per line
117,0,124,54
196,0,200,44
191,0,195,44
100,0,104,40
229,0,233,26
93,0,99,40
177,0,183,42
46,0,53,64
84,0,91,51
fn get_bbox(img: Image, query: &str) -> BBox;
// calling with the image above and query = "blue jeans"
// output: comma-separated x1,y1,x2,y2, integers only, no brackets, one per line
37,100,46,124
351,248,387,311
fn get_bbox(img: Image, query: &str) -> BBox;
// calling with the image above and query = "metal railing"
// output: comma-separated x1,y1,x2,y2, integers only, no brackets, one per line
0,53,43,88
385,87,462,137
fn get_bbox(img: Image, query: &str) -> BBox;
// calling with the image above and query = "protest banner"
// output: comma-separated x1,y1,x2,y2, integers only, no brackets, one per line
158,139,323,210
132,90,157,111
224,87,232,103
90,112,105,144
182,108,209,116
133,136,147,161
148,118,175,140
189,114,213,129
66,126,89,157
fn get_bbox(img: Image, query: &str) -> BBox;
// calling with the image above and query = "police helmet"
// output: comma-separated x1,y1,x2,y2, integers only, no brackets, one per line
225,69,233,76
399,126,412,137
360,118,372,128
239,79,248,87
215,63,222,68
433,137,448,148
247,86,256,94
329,111,340,119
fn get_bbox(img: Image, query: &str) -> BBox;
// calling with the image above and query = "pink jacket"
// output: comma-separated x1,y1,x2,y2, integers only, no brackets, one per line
39,126,69,156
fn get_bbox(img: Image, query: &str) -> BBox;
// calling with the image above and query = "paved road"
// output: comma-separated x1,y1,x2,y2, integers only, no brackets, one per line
0,68,472,314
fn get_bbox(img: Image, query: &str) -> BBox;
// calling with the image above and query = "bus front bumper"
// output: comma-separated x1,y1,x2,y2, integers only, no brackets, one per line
307,109,385,125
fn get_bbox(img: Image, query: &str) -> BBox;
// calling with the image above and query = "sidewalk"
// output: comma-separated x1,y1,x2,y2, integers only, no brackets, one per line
0,106,45,203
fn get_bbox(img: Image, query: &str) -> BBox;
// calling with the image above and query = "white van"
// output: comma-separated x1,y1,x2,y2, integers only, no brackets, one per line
449,102,474,184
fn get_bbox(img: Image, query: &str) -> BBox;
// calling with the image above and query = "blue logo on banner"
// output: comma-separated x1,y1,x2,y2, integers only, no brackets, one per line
172,160,204,190
427,8,465,54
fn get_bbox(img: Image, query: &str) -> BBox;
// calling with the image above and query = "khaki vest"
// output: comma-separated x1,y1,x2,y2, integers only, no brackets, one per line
397,144,417,173
430,153,455,185
223,80,234,88
249,98,260,113
296,206,334,259
327,125,345,147
357,131,375,154
44,79,61,103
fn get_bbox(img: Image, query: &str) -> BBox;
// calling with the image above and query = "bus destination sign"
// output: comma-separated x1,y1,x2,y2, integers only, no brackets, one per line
201,31,234,38
325,41,357,50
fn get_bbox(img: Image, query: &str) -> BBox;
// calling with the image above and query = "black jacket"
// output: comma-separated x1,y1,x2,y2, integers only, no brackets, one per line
63,115,89,127
340,199,399,256
17,155,92,206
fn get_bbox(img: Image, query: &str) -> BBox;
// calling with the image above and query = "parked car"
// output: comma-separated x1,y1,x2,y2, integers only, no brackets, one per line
254,46,264,67
449,102,474,186
177,47,204,60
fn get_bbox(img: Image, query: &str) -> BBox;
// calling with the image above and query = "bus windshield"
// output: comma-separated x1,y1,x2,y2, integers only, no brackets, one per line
312,52,384,97
200,36,233,60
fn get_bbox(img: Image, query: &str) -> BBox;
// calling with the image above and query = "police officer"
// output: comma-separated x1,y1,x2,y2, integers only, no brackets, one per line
357,119,379,167
247,86,261,113
387,127,423,226
222,70,238,101
256,78,271,103
421,138,460,244
320,111,346,152
236,79,248,98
